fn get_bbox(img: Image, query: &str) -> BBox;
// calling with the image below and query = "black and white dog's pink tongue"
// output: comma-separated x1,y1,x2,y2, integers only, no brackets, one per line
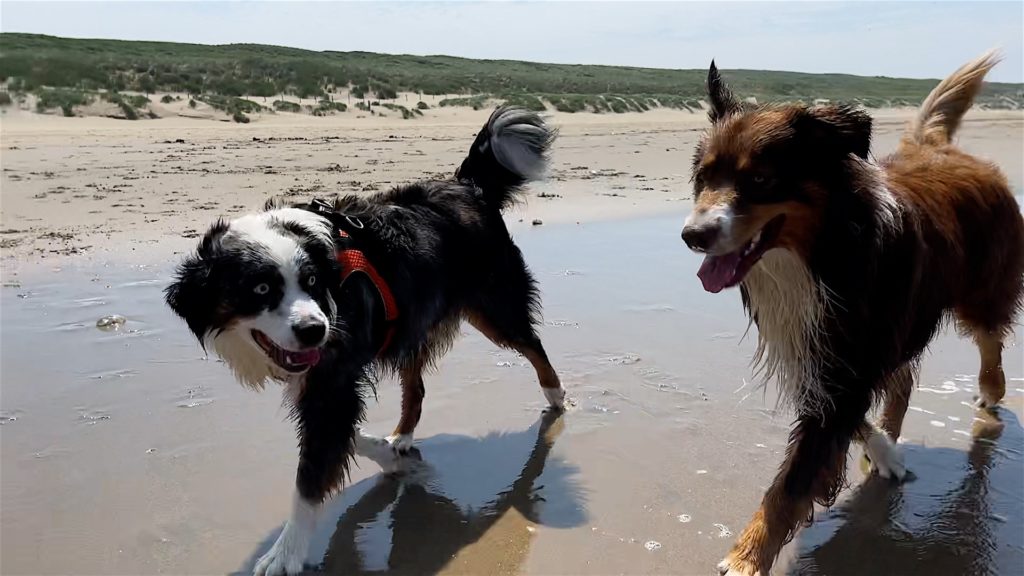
697,253,741,293
287,348,321,366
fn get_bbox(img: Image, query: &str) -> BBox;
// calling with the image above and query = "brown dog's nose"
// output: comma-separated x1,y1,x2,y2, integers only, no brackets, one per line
681,223,720,252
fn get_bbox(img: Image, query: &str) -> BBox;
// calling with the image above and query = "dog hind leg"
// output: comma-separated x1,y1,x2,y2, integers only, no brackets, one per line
468,248,564,410
387,355,426,454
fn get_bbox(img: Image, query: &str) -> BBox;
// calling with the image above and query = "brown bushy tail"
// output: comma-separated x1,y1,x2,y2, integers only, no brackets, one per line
902,50,1001,149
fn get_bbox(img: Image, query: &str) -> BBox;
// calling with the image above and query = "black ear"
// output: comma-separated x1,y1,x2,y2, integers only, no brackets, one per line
164,220,228,347
165,255,214,347
707,60,741,123
797,105,873,159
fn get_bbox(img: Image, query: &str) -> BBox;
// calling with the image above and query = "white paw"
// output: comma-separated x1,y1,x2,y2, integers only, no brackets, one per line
974,394,1000,410
543,386,566,410
864,427,907,481
354,429,403,473
386,432,415,454
254,521,309,576
717,558,760,576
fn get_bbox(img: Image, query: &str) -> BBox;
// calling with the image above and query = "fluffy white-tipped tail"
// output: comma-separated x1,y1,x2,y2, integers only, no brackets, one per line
490,106,555,181
455,105,557,210
904,50,1001,148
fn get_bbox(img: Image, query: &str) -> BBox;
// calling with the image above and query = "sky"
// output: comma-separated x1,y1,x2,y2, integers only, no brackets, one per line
1,1,1022,82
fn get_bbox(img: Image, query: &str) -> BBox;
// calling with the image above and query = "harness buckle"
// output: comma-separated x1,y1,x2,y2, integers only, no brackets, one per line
309,198,333,214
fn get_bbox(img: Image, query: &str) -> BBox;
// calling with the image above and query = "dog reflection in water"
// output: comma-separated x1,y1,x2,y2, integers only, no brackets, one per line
793,408,1019,576
311,411,578,575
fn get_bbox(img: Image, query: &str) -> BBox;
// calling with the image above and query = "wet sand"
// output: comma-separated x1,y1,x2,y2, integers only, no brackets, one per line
2,215,1022,575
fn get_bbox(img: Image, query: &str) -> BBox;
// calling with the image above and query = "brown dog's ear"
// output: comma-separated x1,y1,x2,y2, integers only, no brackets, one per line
707,60,741,123
796,104,873,159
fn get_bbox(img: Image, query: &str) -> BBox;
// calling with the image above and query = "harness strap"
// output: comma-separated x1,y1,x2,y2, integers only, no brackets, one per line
336,229,399,356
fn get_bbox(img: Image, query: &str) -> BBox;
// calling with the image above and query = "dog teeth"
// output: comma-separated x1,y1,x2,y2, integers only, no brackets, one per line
740,230,763,258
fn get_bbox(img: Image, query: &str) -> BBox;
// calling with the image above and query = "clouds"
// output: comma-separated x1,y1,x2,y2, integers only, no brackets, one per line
1,1,1021,82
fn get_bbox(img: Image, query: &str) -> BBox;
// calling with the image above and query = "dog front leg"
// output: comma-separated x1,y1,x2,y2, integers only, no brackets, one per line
255,371,367,576
254,490,320,576
718,414,854,575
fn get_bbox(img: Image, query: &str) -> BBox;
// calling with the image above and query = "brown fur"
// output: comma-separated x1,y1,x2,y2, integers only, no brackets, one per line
686,55,1024,576
905,51,1002,148
394,357,427,437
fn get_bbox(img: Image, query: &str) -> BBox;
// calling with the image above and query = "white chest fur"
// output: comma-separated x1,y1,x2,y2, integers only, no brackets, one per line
742,250,834,416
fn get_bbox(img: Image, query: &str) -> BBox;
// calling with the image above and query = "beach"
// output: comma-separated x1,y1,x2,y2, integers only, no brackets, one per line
2,105,1021,271
2,107,1022,575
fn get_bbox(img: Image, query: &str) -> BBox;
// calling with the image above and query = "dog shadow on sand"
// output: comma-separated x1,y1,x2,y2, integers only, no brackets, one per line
789,407,1024,576
237,411,585,575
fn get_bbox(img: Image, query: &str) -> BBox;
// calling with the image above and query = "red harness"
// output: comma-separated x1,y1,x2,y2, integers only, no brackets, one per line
336,229,399,356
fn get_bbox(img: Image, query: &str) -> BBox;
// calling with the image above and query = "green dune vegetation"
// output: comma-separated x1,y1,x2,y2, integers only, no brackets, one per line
1,33,1021,121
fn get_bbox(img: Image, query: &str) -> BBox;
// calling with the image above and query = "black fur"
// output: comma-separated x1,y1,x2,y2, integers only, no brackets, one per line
293,110,558,501
794,105,873,160
707,60,743,122
164,219,229,346
456,106,556,209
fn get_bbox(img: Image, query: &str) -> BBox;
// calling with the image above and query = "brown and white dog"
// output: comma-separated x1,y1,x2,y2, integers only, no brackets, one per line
682,53,1024,575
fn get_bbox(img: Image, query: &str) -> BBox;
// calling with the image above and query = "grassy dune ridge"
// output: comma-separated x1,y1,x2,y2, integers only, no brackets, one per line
1,33,1022,121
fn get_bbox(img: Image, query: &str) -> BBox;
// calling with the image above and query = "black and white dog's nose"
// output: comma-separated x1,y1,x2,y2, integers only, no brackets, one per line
292,319,327,347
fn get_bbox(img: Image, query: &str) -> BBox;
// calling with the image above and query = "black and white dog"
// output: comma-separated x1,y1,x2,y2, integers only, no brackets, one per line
165,106,566,576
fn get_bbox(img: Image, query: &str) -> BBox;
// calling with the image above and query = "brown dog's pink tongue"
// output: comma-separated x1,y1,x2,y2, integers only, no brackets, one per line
287,348,321,366
697,253,741,293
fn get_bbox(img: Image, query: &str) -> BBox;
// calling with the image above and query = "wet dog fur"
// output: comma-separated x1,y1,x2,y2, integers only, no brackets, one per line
682,52,1024,575
166,106,566,576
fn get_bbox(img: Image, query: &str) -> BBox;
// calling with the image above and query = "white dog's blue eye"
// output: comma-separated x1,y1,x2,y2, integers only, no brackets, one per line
254,283,270,295
306,275,316,287
753,175,765,184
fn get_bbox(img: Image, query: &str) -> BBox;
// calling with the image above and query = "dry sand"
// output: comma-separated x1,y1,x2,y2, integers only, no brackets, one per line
1,107,1022,575
2,106,1021,271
